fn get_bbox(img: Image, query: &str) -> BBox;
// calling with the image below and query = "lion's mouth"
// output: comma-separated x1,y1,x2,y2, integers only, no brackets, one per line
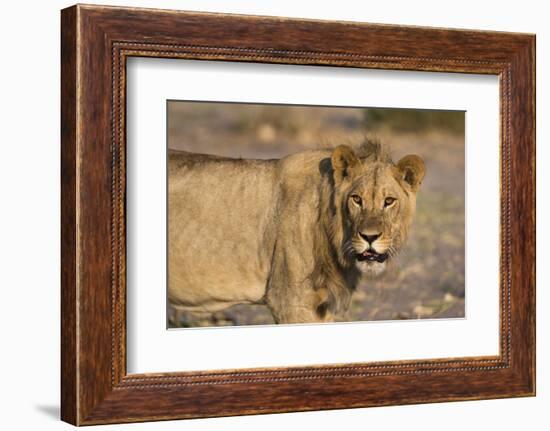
356,249,388,263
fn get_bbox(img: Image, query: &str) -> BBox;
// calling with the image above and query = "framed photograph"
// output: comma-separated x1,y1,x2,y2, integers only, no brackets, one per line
61,4,535,425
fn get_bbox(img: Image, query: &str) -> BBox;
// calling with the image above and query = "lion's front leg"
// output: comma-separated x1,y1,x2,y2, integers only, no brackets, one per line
264,212,336,324
266,277,334,324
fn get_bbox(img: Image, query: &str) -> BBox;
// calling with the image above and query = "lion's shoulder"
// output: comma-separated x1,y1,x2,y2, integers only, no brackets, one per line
277,150,332,183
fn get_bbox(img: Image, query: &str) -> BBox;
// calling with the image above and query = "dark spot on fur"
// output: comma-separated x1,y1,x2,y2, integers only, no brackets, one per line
319,158,332,176
316,302,329,319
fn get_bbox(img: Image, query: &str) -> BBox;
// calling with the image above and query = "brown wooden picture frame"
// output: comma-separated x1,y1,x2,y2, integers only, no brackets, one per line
61,4,535,426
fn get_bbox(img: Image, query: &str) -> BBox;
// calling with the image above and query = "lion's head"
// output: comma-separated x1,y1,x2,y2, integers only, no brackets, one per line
328,141,425,277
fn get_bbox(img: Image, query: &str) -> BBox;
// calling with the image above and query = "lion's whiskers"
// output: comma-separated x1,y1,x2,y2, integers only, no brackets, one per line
342,240,359,259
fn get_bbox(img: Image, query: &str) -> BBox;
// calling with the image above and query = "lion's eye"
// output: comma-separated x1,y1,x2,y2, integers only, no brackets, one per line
384,197,396,207
351,194,362,206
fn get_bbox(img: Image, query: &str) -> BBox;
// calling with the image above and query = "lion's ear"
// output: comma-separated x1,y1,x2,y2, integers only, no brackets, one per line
332,145,360,184
397,155,425,192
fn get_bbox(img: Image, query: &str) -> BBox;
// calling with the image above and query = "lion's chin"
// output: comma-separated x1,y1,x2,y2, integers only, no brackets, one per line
355,260,387,277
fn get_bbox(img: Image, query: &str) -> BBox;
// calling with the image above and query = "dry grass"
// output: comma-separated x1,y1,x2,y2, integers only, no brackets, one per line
167,102,465,327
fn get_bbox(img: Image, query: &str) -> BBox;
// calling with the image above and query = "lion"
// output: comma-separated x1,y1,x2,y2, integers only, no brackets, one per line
168,139,425,324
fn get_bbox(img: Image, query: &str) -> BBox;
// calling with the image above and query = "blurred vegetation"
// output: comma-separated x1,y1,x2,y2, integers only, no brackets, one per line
168,102,465,327
363,108,465,135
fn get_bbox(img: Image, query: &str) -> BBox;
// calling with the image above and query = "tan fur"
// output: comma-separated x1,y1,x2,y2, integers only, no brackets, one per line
168,140,425,324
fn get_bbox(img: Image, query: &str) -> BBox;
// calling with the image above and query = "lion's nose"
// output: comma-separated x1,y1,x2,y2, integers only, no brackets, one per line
359,232,381,244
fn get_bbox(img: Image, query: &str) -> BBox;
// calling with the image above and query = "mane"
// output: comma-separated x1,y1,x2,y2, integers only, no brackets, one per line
352,137,393,164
